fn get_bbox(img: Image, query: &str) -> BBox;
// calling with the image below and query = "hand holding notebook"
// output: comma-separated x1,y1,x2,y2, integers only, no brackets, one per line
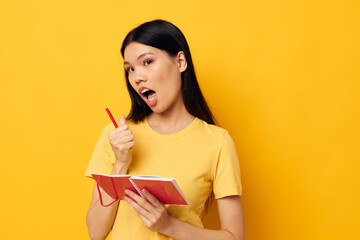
92,173,189,207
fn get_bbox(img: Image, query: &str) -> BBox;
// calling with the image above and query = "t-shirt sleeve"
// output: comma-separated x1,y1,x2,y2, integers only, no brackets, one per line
213,131,242,199
85,124,116,178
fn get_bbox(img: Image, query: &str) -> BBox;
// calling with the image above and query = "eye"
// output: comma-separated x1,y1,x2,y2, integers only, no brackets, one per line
126,67,134,73
144,60,152,66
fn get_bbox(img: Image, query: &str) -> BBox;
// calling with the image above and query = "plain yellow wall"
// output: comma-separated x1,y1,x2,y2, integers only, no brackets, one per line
1,0,359,239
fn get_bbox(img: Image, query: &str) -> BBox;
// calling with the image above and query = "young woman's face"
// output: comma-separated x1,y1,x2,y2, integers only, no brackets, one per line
124,42,187,114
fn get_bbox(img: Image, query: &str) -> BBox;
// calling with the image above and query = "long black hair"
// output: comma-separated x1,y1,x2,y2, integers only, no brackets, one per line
120,19,215,125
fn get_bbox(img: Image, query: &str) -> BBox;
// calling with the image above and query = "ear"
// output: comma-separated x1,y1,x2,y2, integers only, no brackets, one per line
176,51,188,73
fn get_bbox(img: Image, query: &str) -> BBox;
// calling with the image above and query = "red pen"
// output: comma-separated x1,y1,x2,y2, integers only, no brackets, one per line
105,108,118,128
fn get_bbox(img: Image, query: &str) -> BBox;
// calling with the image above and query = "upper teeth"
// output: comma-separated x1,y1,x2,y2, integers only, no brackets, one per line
141,89,149,94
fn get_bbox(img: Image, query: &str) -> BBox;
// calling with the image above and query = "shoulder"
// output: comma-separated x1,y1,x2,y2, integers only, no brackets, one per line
99,123,116,137
195,119,235,147
197,119,231,138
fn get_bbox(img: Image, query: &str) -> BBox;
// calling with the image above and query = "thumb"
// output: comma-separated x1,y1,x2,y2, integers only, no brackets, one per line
119,115,126,127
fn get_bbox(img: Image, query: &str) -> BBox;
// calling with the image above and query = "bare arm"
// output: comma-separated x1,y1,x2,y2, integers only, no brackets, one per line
86,115,135,240
125,189,245,240
163,195,244,240
86,164,127,240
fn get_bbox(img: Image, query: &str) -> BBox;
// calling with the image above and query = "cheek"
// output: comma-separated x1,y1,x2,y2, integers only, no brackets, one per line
151,64,167,82
168,68,182,90
161,77,182,101
157,63,180,85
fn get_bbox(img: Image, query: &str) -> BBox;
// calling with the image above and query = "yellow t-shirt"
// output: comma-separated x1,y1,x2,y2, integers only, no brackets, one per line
85,117,242,240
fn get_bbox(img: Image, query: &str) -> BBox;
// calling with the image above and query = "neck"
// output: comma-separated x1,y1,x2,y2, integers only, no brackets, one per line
147,99,195,135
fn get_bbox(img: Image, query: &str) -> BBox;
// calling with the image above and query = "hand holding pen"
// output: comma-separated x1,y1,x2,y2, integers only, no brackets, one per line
106,108,134,173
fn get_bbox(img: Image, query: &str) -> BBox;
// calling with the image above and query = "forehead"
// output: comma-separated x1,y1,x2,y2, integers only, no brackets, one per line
124,42,163,63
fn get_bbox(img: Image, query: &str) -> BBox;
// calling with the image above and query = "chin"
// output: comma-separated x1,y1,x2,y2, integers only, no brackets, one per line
149,105,168,114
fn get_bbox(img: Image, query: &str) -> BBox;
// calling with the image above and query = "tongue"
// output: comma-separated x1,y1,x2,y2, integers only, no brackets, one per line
147,91,157,107
148,91,156,101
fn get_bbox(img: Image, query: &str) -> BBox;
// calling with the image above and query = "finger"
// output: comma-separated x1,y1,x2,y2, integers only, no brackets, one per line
117,130,133,139
124,196,152,223
111,131,134,145
137,212,153,228
124,194,161,227
110,130,133,142
119,115,126,127
113,135,134,146
142,189,163,208
109,130,133,144
108,124,128,137
122,141,135,150
125,189,155,211
113,124,129,133
110,141,135,153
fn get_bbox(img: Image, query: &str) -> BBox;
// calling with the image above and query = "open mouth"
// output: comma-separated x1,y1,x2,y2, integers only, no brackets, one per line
141,88,157,103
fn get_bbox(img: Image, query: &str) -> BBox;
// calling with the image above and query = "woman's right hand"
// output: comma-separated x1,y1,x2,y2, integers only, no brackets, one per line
108,115,135,170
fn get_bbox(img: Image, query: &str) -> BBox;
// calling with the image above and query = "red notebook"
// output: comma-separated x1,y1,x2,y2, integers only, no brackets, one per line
91,173,189,207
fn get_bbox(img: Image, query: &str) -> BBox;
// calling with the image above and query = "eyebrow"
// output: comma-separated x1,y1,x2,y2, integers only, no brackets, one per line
124,52,155,65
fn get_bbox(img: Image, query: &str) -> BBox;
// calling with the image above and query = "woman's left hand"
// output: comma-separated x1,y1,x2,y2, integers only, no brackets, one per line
124,189,172,234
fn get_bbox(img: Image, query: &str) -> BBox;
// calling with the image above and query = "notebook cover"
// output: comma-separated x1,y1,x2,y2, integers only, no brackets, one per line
91,173,136,200
130,178,188,205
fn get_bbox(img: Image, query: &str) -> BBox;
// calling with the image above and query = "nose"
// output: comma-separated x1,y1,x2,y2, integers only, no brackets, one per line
133,68,146,84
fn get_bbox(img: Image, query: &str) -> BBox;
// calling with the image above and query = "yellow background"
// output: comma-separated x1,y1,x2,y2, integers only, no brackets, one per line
1,0,359,239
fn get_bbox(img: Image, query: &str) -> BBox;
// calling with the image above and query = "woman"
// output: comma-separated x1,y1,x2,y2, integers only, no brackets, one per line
85,19,245,240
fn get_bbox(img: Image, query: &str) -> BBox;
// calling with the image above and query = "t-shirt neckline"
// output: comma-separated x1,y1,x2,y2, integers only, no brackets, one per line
143,117,201,140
